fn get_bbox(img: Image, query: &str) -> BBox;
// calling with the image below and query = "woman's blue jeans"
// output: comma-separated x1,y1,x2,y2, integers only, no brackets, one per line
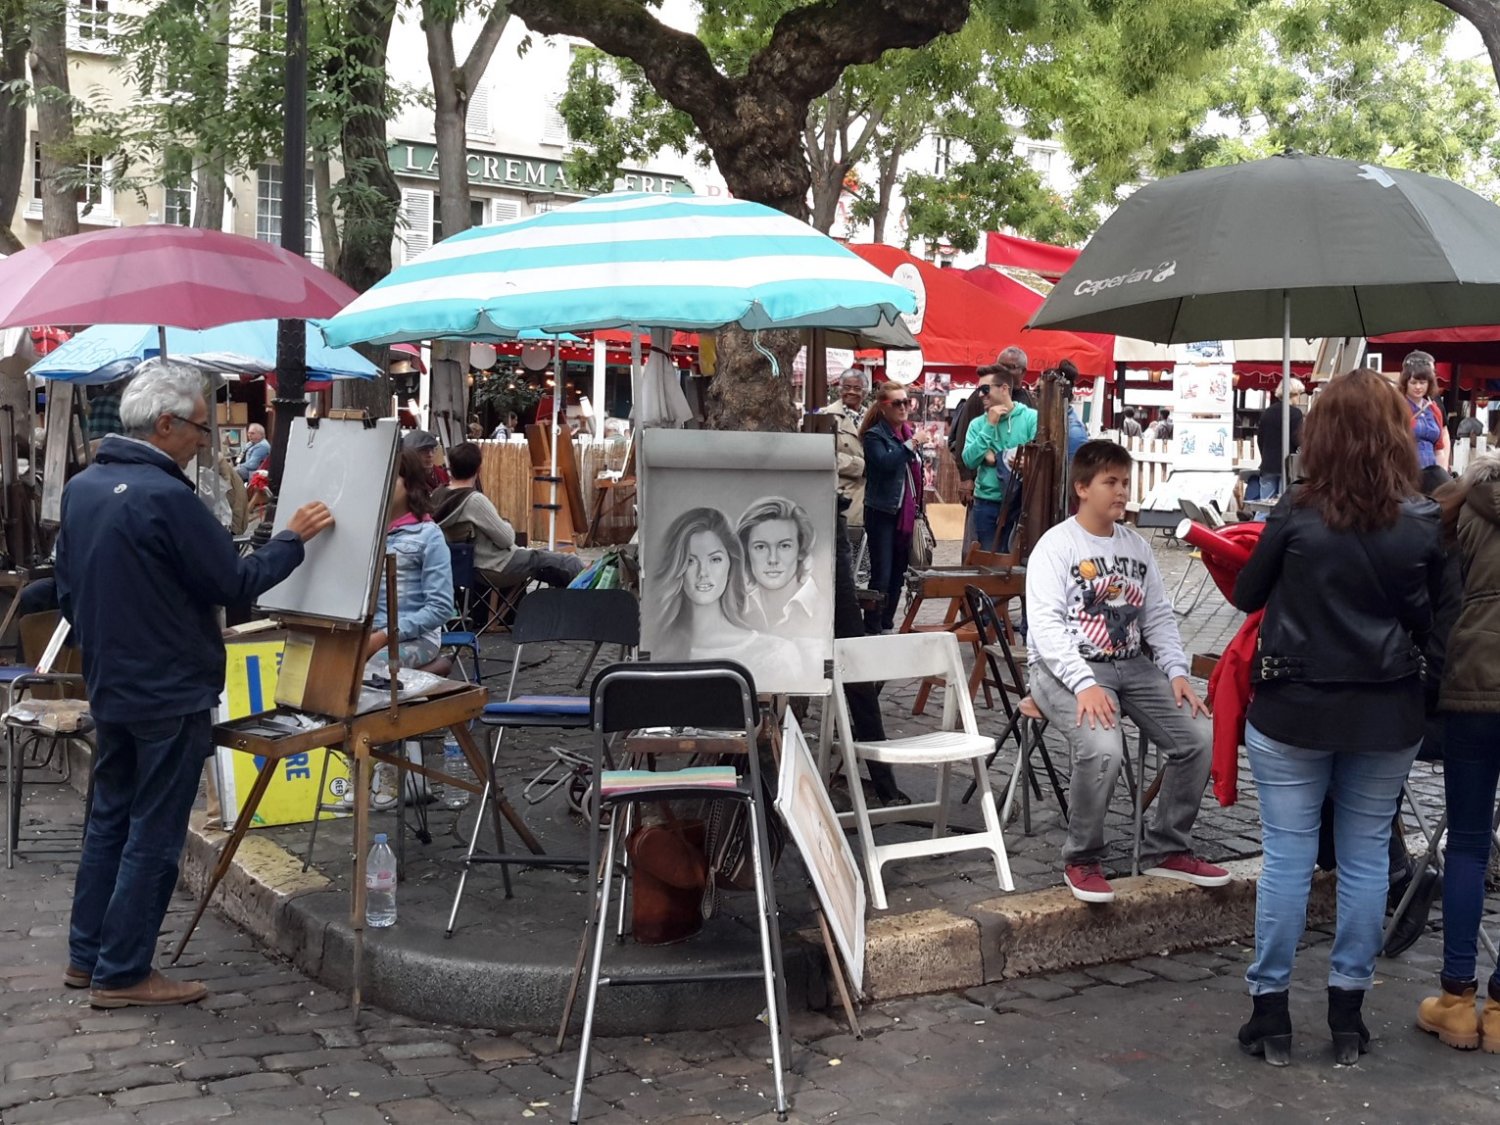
1245,723,1417,995
862,508,910,632
1440,712,1500,985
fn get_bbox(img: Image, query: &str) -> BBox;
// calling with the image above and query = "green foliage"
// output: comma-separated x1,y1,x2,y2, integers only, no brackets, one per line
471,369,545,421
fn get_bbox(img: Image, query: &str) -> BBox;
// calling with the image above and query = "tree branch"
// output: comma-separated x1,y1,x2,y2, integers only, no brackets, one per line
1430,0,1500,91
746,0,970,107
460,1,512,94
509,0,734,135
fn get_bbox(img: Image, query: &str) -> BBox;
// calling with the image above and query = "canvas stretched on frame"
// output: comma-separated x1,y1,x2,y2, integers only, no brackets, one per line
775,709,865,993
637,429,836,696
258,416,399,624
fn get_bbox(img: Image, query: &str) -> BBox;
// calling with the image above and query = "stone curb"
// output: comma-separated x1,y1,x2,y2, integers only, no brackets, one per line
181,814,1342,1030
812,858,1337,1001
178,816,823,1035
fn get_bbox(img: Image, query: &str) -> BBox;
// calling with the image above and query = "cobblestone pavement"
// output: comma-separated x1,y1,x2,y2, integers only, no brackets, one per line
5,782,1500,1124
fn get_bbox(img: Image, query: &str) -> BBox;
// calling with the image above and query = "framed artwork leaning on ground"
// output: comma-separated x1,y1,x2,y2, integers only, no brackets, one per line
638,429,836,695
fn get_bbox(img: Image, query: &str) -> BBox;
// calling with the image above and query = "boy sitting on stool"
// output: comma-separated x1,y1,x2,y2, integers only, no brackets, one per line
1026,439,1229,903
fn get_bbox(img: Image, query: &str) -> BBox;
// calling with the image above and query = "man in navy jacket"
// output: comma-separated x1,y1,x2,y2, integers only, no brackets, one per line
57,361,333,1009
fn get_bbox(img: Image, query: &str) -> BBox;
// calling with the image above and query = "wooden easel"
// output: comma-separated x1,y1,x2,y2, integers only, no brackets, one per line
524,423,586,548
171,414,544,1017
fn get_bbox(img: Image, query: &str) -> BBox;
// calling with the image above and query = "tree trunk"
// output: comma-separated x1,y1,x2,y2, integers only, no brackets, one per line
0,0,28,253
873,145,901,245
704,327,801,431
191,0,230,231
313,154,340,273
333,0,400,294
1434,1,1500,94
506,0,970,429
28,6,77,241
192,156,227,230
334,344,393,416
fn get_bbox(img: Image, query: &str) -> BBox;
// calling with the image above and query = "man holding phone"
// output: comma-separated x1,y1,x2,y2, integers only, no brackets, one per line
962,356,1037,553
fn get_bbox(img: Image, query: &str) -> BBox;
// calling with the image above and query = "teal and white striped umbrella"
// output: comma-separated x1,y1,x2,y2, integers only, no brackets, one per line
321,191,917,348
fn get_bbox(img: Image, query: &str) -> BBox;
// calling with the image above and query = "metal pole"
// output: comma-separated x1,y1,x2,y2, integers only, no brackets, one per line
549,338,561,550
1281,290,1292,485
268,0,308,494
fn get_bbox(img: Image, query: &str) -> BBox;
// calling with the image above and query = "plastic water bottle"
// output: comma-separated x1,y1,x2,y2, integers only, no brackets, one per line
443,741,473,810
365,834,397,928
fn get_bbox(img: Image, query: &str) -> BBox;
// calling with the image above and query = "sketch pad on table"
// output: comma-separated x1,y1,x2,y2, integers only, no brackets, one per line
258,416,399,624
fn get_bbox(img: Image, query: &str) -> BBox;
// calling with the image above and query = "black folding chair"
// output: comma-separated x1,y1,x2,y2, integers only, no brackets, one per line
444,587,639,936
563,661,789,1124
440,541,485,684
960,584,1069,827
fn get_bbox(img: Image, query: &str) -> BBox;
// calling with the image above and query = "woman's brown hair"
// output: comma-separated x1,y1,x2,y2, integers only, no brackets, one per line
859,381,909,436
397,449,434,518
1294,368,1418,532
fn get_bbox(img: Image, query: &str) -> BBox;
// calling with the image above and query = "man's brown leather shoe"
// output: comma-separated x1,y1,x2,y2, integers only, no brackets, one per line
89,970,207,1009
63,965,91,989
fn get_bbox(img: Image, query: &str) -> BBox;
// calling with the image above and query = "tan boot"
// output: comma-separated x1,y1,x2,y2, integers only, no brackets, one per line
1481,997,1500,1054
1417,985,1480,1050
90,969,208,1010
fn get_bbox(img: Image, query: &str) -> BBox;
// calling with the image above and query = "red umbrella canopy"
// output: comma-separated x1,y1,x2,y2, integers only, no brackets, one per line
961,265,1116,370
846,244,1111,377
0,226,359,330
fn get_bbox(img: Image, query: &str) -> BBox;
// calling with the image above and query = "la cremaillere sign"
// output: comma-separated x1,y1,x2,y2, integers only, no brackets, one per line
389,142,693,197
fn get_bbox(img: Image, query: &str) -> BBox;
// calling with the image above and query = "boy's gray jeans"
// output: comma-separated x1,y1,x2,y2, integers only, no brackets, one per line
1031,656,1213,866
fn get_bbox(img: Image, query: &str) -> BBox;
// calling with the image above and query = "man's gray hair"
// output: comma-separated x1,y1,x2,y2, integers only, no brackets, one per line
998,345,1029,370
119,359,206,435
1401,350,1436,378
837,366,870,390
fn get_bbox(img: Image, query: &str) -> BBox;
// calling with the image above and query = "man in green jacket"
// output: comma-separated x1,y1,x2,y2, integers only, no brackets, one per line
962,365,1037,552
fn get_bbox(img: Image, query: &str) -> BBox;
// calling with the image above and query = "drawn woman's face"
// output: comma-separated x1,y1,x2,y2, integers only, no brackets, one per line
684,529,731,606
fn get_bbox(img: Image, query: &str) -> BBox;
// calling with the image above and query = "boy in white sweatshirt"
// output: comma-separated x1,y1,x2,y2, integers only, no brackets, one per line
1026,439,1229,904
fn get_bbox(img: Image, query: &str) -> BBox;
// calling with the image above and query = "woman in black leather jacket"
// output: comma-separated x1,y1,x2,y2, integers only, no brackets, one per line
1230,368,1445,1067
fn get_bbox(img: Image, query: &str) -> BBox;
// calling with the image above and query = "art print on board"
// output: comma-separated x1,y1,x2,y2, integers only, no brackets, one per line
638,430,835,696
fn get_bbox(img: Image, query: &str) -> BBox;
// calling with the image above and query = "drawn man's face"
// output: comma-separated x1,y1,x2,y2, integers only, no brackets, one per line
684,530,730,605
746,518,799,591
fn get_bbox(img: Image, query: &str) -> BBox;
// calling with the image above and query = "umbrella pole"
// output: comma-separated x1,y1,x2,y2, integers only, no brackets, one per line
157,324,169,361
1281,290,1292,485
549,338,560,551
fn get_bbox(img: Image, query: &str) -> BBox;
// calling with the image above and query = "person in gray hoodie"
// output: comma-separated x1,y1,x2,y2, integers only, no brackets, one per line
433,442,584,590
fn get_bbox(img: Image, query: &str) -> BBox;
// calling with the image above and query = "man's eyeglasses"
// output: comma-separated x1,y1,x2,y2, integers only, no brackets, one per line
170,414,213,437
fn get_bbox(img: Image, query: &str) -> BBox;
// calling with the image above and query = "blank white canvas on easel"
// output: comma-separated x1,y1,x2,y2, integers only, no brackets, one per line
258,417,399,624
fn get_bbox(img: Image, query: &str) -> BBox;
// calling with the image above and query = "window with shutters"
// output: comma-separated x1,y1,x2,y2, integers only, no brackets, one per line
28,138,114,221
400,189,434,261
541,96,569,147
259,0,282,34
68,0,112,49
490,198,521,224
162,151,194,226
466,85,491,137
256,164,316,252
431,196,487,244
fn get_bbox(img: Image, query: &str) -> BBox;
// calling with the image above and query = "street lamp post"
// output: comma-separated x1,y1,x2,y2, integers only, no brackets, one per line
268,0,308,493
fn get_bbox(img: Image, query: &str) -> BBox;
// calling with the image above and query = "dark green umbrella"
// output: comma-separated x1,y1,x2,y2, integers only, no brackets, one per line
1030,152,1500,472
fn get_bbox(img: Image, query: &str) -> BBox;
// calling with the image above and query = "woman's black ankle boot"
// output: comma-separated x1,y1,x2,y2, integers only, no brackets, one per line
1328,986,1371,1064
1238,991,1292,1066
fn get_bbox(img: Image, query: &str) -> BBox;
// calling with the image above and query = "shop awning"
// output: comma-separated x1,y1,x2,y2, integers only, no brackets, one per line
847,244,1111,377
983,231,1080,280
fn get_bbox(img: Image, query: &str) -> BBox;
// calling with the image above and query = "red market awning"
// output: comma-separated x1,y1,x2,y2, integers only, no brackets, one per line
847,244,1111,378
983,231,1081,280
1369,325,1500,366
961,266,1119,369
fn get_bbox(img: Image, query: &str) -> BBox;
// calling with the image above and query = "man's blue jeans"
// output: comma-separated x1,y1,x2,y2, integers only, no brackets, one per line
1440,713,1500,985
69,712,213,989
1245,723,1417,995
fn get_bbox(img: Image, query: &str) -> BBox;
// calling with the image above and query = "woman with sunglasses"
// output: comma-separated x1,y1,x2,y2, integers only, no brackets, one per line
860,382,923,633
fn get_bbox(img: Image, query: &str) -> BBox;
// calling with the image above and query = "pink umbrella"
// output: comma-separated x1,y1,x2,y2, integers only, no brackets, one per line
0,226,358,330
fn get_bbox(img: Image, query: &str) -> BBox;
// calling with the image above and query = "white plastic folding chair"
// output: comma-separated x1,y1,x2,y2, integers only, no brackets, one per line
831,632,1014,911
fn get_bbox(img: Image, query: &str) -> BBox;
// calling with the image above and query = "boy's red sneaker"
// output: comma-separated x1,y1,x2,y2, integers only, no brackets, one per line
1064,862,1116,903
1145,851,1231,887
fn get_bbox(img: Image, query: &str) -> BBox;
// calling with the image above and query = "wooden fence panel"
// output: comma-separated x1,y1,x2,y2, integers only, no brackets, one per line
473,438,601,546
